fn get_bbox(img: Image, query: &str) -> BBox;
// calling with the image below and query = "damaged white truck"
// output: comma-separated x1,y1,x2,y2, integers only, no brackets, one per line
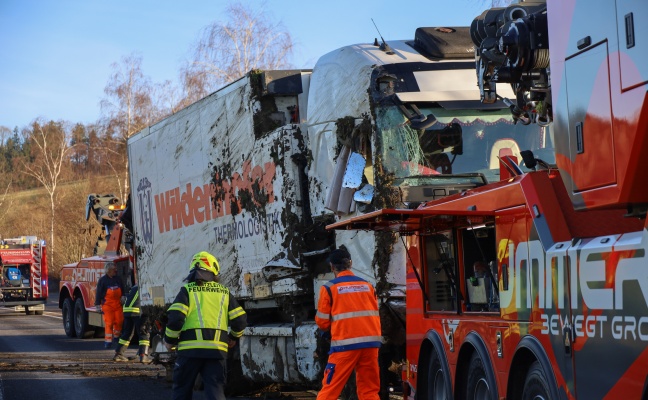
126,26,550,394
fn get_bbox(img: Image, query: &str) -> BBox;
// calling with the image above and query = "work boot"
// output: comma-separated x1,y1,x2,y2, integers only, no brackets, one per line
139,345,152,364
113,344,128,362
140,354,153,364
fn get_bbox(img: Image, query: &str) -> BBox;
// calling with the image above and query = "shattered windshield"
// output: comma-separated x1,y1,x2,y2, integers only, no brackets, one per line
376,105,554,185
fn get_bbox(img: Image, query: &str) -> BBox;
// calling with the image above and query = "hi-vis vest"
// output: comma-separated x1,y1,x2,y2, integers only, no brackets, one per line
166,281,245,353
315,270,382,353
122,286,140,315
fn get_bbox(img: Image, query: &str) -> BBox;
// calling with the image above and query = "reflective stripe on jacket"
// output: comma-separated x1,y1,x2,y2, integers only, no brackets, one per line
315,270,381,353
122,285,140,315
165,280,247,358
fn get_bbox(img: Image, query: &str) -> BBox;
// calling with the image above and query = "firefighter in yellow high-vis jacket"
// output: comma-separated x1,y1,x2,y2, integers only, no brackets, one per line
164,251,247,400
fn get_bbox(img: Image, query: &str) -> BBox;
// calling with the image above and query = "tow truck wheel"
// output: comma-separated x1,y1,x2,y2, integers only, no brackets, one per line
73,298,93,339
521,361,550,400
465,351,492,400
62,298,75,337
425,347,449,400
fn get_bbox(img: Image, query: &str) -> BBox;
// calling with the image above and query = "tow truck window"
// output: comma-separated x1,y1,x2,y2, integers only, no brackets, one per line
423,231,457,312
460,225,499,312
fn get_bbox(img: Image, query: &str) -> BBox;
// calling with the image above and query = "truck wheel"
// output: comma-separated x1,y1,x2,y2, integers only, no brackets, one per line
62,298,75,337
465,351,492,400
522,361,550,400
425,347,449,400
73,298,93,339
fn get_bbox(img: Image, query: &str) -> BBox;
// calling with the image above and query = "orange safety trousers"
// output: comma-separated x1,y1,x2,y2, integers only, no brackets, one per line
102,287,123,342
317,348,380,400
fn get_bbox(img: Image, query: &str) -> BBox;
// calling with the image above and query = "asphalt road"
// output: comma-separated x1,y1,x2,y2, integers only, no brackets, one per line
0,290,317,400
0,295,181,400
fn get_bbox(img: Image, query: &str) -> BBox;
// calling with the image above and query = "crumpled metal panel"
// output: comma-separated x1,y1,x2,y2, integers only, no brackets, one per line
128,74,307,306
239,322,320,383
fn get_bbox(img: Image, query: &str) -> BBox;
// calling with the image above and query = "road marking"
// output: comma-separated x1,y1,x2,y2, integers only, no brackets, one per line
43,311,62,320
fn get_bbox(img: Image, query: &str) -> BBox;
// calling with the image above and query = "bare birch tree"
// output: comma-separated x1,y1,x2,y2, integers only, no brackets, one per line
0,128,13,224
180,1,294,105
0,163,13,231
20,120,74,266
100,53,155,199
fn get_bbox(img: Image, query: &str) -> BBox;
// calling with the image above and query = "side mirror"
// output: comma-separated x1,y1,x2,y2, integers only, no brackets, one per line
342,152,366,189
520,150,537,169
353,184,374,204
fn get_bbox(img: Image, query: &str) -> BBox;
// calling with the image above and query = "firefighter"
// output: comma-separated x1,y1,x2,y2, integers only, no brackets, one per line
95,262,125,349
315,247,382,400
163,251,247,400
112,284,152,363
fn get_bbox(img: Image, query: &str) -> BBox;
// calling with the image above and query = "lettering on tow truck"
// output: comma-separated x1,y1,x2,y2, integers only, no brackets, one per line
499,230,648,341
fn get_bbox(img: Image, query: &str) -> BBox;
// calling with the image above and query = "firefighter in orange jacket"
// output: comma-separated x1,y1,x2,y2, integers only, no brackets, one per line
315,247,382,400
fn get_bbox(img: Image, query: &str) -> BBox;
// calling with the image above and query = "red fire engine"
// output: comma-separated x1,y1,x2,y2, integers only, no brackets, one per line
0,236,48,315
329,0,648,398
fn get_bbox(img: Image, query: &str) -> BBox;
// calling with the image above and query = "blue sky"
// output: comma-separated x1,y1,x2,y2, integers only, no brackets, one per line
0,0,492,130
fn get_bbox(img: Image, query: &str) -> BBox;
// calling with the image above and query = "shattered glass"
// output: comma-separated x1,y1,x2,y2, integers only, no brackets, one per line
376,106,431,178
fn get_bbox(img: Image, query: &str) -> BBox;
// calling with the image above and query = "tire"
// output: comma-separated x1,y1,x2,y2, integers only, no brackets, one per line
522,361,551,400
465,351,492,400
74,298,93,339
425,348,449,400
62,298,75,337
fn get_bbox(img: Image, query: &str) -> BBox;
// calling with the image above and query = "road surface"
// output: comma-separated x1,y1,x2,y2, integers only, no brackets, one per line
0,300,178,400
0,292,318,400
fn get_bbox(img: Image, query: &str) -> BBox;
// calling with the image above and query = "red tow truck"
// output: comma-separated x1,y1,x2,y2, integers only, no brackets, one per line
0,236,48,315
329,0,648,398
58,194,131,338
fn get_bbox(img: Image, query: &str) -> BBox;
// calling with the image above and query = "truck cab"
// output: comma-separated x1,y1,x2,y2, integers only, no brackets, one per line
0,235,48,315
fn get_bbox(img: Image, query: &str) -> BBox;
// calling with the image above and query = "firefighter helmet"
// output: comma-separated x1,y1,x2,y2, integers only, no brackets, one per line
190,251,220,276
